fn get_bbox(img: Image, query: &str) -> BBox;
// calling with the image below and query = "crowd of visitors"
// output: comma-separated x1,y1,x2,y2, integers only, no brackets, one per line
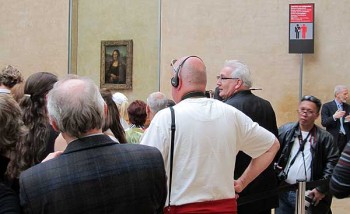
0,59,350,214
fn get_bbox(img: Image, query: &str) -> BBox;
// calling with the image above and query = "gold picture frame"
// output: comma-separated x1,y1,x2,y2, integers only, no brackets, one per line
100,40,133,89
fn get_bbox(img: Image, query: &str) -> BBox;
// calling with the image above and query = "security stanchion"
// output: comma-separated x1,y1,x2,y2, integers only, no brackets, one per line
295,179,306,214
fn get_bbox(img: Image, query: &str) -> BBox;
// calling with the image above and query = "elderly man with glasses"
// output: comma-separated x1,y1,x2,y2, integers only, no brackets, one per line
216,60,279,214
274,95,339,214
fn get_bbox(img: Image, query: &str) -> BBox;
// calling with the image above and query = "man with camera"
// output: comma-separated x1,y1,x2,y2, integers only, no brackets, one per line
274,95,339,214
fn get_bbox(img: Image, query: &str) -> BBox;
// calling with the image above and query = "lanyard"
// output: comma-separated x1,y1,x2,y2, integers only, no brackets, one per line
285,127,313,176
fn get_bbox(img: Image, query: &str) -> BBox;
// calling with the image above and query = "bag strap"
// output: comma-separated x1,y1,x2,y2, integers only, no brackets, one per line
167,106,176,209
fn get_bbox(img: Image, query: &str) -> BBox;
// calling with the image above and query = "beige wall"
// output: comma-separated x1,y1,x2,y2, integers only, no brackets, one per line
2,0,350,127
0,0,69,78
74,0,160,102
160,0,350,126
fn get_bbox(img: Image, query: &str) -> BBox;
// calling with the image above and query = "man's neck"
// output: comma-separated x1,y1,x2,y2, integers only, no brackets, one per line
62,129,103,144
300,124,314,132
225,89,250,100
335,98,343,104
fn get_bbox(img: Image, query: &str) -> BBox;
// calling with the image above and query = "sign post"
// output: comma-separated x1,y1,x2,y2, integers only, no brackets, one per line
289,3,315,100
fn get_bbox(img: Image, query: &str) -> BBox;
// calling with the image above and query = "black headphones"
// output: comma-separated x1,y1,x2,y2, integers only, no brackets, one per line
171,56,202,88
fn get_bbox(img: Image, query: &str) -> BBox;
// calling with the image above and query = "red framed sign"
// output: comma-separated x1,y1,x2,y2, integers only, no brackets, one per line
289,3,314,53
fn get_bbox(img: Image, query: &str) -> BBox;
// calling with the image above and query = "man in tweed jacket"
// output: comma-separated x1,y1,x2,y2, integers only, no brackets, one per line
19,75,166,214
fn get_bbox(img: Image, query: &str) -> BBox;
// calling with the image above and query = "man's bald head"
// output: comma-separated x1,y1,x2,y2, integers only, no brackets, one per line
171,56,207,103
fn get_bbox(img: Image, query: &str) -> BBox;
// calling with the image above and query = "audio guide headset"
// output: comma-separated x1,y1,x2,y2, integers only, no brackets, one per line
171,56,202,88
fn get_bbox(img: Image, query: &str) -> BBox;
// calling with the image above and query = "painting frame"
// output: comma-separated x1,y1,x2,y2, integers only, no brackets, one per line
100,40,133,90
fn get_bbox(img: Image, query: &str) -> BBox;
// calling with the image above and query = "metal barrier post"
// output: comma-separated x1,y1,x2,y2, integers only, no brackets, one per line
295,179,306,214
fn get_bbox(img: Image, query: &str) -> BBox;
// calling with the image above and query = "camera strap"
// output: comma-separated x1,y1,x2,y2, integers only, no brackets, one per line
167,106,176,211
285,127,313,176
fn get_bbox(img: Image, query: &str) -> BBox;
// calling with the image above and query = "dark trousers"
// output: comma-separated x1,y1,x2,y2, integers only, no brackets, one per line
239,209,271,214
338,133,347,153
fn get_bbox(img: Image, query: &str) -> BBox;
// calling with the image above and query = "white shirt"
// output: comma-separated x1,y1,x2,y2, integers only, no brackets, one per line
140,98,275,206
285,131,312,184
0,88,10,94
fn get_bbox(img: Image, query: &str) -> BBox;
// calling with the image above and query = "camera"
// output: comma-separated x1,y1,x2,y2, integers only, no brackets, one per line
305,190,314,210
277,170,288,182
274,162,287,182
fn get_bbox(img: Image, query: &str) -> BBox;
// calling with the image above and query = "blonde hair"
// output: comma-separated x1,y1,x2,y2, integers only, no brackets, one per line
112,92,129,123
119,100,129,123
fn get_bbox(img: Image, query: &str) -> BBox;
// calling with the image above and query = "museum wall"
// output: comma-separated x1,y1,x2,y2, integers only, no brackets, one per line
159,0,350,126
1,0,350,126
0,0,69,79
73,0,160,102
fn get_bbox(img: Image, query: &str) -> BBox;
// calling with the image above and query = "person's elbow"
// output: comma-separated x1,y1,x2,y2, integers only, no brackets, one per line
269,138,280,155
330,178,350,199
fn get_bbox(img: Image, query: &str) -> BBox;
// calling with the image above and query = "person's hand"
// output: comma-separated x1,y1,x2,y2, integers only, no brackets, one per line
234,179,244,194
334,110,346,119
345,114,350,123
308,188,325,206
41,151,63,163
110,74,117,81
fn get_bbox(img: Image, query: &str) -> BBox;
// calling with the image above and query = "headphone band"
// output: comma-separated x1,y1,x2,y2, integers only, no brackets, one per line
171,56,203,88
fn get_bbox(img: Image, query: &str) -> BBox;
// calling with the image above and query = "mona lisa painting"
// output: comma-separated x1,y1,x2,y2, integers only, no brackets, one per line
100,40,133,89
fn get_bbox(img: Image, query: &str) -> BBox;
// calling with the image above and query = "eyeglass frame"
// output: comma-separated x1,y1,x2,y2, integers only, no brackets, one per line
170,59,178,73
216,75,239,81
296,109,316,116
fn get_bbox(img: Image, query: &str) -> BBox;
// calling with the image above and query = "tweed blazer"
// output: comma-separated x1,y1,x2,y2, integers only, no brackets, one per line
20,134,166,214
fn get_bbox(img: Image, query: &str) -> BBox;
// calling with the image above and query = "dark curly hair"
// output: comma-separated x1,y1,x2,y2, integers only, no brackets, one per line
127,100,147,127
0,94,27,180
0,65,23,89
9,72,58,178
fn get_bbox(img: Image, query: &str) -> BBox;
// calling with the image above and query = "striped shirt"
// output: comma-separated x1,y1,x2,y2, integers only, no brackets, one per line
330,140,350,198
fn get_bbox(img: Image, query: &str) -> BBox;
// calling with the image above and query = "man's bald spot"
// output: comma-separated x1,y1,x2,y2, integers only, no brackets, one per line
61,78,84,90
178,56,207,87
57,79,87,102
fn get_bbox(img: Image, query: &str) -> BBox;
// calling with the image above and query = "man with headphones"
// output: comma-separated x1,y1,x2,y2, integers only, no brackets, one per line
141,55,280,214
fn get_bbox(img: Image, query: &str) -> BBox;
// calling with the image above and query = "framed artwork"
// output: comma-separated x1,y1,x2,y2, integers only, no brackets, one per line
100,40,133,89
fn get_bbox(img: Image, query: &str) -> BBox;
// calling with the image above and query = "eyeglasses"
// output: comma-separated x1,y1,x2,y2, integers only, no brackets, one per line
297,109,315,116
170,59,177,73
216,75,239,81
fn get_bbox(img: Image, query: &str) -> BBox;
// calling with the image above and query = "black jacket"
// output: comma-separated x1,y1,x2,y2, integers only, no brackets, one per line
276,122,339,213
225,90,279,213
277,122,339,193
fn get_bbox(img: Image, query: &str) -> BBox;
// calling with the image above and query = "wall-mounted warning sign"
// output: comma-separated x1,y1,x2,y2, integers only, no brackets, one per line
289,3,314,53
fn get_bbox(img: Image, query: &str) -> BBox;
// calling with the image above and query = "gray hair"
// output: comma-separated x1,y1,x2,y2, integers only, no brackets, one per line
146,92,168,114
47,75,105,138
224,60,252,88
334,85,348,96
